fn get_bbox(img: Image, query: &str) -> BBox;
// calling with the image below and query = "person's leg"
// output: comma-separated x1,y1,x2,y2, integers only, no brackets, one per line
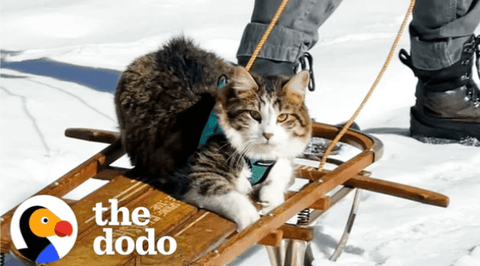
401,0,480,141
237,0,343,76
410,0,480,70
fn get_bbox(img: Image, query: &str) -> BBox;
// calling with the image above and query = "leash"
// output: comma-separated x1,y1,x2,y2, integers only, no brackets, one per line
244,0,290,72
318,0,417,170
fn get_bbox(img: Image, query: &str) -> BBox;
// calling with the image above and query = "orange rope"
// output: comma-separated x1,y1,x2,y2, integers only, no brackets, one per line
245,0,291,72
318,0,417,170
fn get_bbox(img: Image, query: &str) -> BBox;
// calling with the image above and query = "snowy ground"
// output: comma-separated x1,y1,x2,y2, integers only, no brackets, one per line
1,0,480,265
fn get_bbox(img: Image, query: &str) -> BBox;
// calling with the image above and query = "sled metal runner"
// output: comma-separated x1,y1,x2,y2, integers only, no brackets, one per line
0,122,449,265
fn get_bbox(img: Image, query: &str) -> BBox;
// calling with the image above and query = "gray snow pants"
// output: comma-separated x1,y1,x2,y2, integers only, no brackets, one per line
236,0,480,71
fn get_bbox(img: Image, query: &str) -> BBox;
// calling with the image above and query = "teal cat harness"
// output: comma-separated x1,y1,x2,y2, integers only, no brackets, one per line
198,75,276,185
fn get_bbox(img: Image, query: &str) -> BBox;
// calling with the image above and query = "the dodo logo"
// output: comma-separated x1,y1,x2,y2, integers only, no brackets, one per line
10,195,78,263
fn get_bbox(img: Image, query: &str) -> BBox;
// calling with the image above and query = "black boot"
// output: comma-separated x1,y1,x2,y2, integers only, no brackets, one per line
399,35,480,143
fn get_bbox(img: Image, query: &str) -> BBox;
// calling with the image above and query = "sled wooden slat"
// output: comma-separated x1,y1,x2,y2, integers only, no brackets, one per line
258,229,284,247
258,224,314,246
0,139,124,253
136,210,236,265
279,224,314,242
91,167,129,181
296,166,450,208
65,128,120,144
51,189,198,266
344,175,450,207
286,191,330,210
72,177,151,239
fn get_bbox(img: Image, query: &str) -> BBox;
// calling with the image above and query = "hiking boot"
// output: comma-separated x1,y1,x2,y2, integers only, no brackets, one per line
399,35,480,143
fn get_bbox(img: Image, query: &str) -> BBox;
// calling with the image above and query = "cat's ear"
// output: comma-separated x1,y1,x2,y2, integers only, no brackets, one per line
283,70,309,104
232,66,258,95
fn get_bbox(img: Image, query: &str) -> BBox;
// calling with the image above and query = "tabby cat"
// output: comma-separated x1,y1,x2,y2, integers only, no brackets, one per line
115,37,312,231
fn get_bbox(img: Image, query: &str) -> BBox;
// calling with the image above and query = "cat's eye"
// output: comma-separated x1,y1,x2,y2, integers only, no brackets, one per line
277,113,289,122
249,110,262,122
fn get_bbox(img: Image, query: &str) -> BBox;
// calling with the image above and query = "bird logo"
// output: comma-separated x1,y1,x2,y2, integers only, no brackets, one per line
10,195,78,264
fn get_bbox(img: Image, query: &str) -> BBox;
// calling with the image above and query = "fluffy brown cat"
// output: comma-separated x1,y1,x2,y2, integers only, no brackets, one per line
115,37,233,178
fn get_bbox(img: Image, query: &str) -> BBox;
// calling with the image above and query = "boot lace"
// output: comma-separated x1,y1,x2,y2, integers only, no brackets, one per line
470,35,480,107
475,35,480,82
446,35,480,104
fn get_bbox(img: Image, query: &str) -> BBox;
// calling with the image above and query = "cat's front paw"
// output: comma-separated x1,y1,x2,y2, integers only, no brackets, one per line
234,205,260,232
258,192,285,215
260,199,284,215
236,175,253,195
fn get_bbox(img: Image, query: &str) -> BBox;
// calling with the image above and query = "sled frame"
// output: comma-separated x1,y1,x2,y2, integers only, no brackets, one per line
0,122,449,265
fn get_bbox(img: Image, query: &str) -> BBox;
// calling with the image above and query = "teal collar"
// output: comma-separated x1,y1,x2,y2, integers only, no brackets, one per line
245,158,276,185
198,106,277,185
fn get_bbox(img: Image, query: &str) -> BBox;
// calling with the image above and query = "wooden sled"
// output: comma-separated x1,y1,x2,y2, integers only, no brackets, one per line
0,122,449,265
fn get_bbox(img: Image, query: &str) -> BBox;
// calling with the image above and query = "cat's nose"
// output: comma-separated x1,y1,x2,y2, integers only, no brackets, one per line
263,133,273,140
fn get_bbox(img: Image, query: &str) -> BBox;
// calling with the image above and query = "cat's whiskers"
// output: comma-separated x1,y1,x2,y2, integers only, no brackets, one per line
227,140,255,170
239,141,255,162
217,142,230,151
228,151,242,171
228,144,248,170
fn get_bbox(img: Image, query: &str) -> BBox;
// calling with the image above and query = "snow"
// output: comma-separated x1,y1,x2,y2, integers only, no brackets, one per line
1,0,479,265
